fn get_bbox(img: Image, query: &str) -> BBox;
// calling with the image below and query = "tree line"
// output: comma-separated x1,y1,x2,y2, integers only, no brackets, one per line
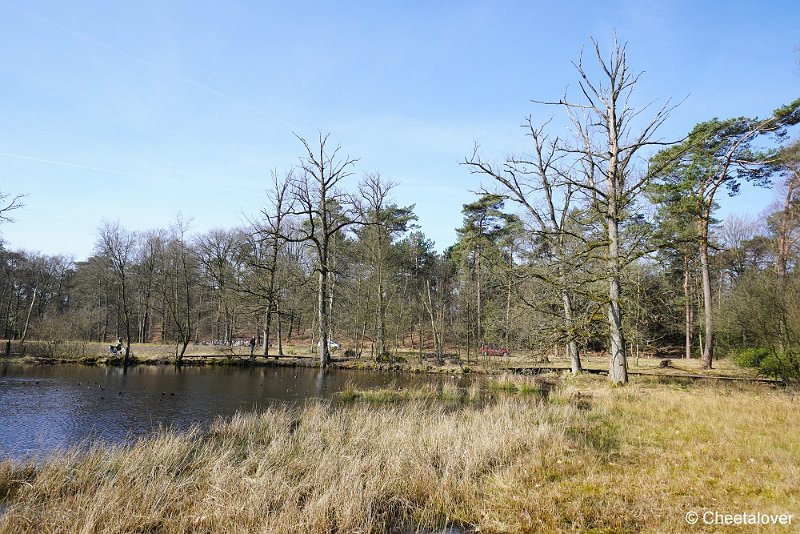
2,38,798,382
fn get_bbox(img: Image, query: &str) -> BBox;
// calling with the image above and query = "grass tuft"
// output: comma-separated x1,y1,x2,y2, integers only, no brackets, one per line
487,372,543,395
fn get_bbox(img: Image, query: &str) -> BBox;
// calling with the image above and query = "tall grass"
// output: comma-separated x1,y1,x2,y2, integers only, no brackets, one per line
1,377,797,533
0,396,571,533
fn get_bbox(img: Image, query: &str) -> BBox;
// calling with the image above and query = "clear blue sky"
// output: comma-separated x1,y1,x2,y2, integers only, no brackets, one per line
1,0,798,259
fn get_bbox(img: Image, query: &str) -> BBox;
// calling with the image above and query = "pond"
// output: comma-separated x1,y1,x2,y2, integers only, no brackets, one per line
0,363,472,461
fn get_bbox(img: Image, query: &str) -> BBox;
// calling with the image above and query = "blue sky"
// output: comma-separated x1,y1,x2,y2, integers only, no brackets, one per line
1,0,798,259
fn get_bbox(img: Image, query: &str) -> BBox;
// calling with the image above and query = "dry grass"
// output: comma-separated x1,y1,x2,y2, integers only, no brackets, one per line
1,377,798,533
488,376,800,532
0,396,567,533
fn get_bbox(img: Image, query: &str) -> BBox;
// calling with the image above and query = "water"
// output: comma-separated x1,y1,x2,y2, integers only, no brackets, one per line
0,363,469,461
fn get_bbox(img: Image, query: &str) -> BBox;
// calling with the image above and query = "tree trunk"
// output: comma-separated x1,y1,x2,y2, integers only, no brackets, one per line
121,277,132,366
699,220,714,369
287,311,294,341
505,271,513,348
358,321,367,358
776,177,796,350
424,280,442,360
607,215,628,383
562,289,582,374
683,254,694,359
376,265,386,358
261,305,271,359
605,96,628,384
418,317,424,361
277,305,284,356
19,286,37,345
3,292,13,340
475,247,482,349
318,267,331,367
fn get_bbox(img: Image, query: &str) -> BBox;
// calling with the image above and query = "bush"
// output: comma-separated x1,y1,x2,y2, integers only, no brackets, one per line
759,352,800,381
733,347,800,381
732,348,771,368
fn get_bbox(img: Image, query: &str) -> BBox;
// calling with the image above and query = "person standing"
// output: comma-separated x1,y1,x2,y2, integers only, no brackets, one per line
249,337,256,356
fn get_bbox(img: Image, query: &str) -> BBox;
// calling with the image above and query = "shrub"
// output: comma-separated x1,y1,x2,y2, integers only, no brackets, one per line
732,348,771,368
759,351,800,381
733,347,800,381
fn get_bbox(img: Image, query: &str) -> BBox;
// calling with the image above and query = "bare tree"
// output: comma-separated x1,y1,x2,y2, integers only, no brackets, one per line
357,173,415,359
539,36,676,383
465,118,587,374
97,221,136,364
162,216,199,365
196,228,243,346
0,190,24,226
286,134,359,367
134,229,167,343
243,170,294,359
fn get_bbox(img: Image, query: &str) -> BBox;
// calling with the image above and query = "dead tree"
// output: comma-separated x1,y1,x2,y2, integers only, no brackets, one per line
286,134,359,367
97,221,137,365
465,118,586,374
245,170,294,359
539,36,675,383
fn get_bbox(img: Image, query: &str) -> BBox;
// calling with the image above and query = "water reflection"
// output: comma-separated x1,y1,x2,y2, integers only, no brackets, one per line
0,364,471,461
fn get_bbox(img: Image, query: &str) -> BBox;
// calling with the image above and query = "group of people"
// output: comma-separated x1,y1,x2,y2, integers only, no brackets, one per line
109,338,124,355
108,336,339,357
246,337,340,356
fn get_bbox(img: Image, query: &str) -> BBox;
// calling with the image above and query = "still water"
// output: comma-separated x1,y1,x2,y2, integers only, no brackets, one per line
0,363,469,461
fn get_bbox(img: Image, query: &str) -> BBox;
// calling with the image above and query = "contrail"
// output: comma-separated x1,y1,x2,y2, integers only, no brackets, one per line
0,151,252,192
0,0,301,130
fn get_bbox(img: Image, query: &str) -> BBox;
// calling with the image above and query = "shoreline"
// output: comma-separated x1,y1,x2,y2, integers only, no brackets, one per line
0,350,782,384
0,353,493,376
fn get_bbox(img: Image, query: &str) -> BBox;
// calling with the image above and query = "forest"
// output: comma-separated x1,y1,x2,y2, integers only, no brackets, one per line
1,42,799,383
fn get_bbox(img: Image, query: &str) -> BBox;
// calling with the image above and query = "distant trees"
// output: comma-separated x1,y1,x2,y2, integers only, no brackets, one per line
239,172,294,359
163,218,202,364
134,229,166,344
0,189,25,356
1,248,73,356
356,173,417,359
647,178,702,359
650,99,800,368
195,228,242,347
452,194,519,358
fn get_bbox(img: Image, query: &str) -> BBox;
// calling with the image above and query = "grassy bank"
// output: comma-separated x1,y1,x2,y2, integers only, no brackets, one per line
3,339,772,384
1,376,797,532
